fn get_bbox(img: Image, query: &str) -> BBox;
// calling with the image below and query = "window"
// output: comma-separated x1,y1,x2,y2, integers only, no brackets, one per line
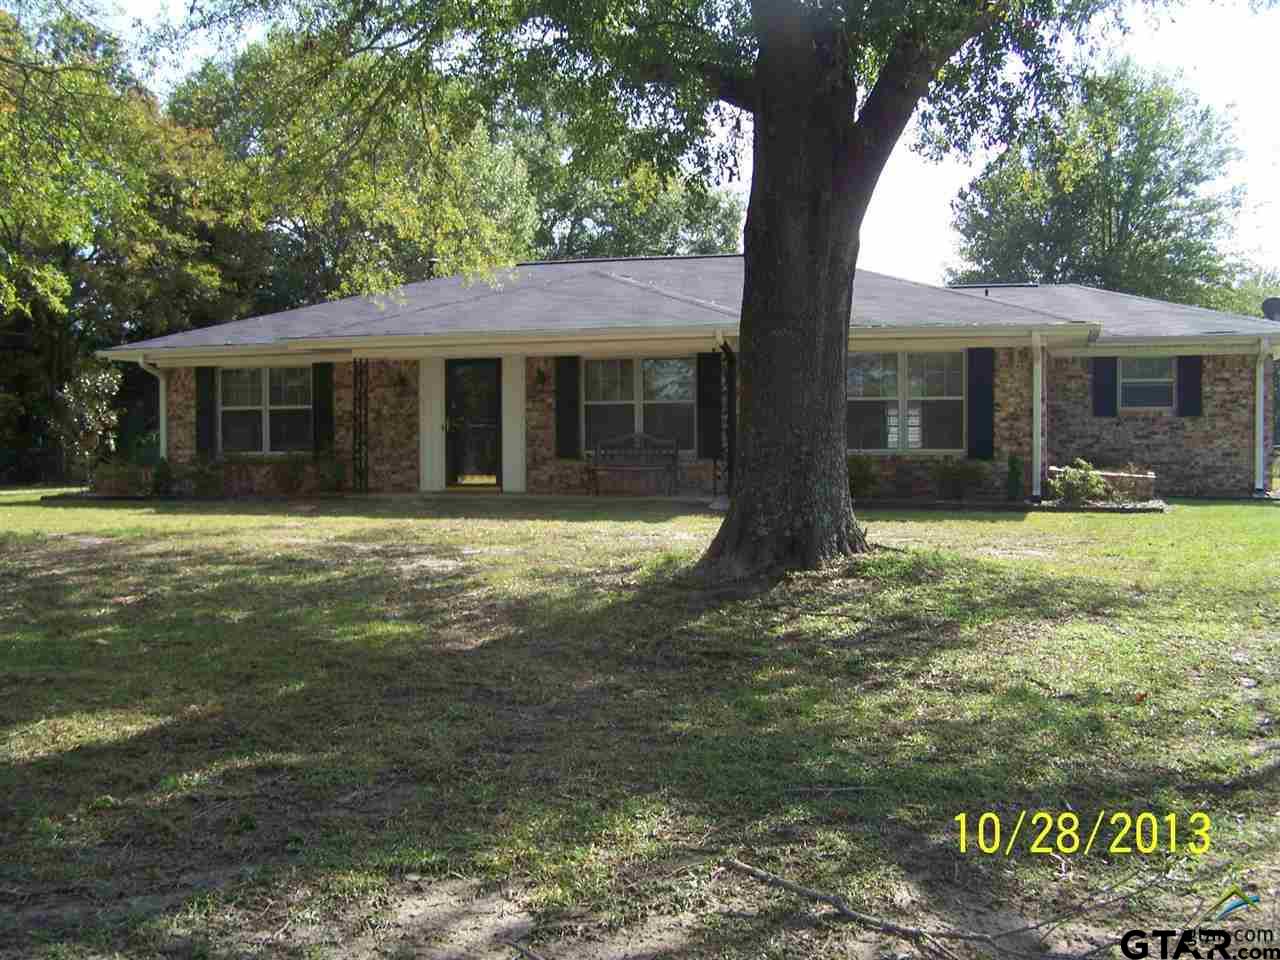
907,352,965,450
1119,357,1175,409
847,351,965,451
583,357,696,451
219,367,313,454
846,353,899,450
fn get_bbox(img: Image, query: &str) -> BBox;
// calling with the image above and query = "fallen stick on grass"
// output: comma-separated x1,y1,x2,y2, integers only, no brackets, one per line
722,857,1140,960
501,939,554,960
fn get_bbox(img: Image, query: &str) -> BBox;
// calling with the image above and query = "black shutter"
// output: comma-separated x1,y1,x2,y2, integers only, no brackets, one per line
195,367,217,458
696,352,722,459
554,356,581,458
1176,355,1203,417
1092,357,1118,417
966,348,995,460
313,362,335,452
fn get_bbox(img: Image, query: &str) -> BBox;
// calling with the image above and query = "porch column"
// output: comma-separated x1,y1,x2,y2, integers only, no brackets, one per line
501,355,527,493
1031,333,1043,499
419,357,446,492
1256,338,1270,495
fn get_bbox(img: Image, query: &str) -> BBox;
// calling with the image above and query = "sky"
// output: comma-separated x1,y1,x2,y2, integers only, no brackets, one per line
837,1,1280,283
117,0,1279,287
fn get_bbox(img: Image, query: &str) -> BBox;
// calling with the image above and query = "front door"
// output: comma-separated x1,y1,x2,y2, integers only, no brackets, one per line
445,359,501,488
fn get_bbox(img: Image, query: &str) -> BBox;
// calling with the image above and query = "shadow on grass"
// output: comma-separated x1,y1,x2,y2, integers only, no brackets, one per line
0,524,1274,956
25,493,720,526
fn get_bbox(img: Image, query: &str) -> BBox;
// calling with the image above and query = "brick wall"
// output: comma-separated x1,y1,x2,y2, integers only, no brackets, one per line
372,359,420,492
993,345,1036,496
165,368,196,463
525,356,720,495
1047,354,1273,496
161,360,419,495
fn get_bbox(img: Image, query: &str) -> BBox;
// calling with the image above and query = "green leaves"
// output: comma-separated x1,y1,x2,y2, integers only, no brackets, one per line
172,35,537,298
949,59,1247,308
47,358,123,477
508,112,743,259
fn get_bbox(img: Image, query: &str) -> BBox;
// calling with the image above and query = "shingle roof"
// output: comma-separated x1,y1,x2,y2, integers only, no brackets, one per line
103,255,1082,355
955,283,1280,339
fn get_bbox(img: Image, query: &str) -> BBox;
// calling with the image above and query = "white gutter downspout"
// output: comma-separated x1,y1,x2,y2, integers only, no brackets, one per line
1256,337,1270,495
1031,332,1043,500
139,360,167,461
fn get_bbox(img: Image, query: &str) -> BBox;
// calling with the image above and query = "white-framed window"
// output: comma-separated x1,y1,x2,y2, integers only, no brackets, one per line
846,352,900,450
582,357,696,451
219,367,313,454
1119,357,1175,409
847,350,965,452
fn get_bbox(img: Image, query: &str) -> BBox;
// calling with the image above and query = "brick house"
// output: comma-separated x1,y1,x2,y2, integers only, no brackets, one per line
100,254,1277,499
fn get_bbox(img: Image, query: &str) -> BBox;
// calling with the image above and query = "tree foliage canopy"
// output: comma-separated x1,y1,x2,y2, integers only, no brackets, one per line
948,60,1249,309
170,36,542,300
174,0,1127,187
513,113,744,259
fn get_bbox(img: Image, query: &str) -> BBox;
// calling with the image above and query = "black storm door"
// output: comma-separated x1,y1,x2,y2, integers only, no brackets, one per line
445,359,502,487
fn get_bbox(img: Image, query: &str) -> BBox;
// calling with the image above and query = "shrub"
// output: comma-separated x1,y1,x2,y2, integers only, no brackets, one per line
316,455,347,493
272,456,308,496
188,460,225,498
126,430,161,468
847,455,880,500
92,460,149,496
48,361,123,482
1047,458,1110,505
1006,454,1024,501
151,458,174,496
931,459,989,500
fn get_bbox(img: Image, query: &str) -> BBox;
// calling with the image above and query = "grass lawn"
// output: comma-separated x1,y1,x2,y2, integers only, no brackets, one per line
1,490,1278,958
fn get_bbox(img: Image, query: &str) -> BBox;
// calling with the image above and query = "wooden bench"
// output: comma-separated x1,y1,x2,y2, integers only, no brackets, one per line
588,432,679,496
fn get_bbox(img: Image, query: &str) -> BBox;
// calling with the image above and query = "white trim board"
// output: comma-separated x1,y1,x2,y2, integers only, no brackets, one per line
501,357,527,492
418,358,446,492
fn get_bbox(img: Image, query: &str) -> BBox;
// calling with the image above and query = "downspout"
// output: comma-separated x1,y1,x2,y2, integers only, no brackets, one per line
1255,337,1270,496
1031,332,1043,500
138,360,167,461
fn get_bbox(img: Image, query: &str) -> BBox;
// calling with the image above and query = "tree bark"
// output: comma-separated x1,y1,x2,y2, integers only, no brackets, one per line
698,15,879,579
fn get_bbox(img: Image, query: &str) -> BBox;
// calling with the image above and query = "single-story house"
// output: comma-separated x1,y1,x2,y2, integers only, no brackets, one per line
100,254,1277,499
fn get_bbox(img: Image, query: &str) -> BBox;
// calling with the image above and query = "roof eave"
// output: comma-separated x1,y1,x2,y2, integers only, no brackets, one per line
100,320,1096,363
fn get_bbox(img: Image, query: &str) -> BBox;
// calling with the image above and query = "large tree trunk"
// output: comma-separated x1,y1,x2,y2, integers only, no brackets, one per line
699,15,882,579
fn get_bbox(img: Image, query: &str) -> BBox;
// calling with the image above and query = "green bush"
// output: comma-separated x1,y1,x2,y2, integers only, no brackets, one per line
273,456,308,496
92,460,149,496
126,430,161,467
316,455,347,493
1047,458,1110,505
931,459,989,500
847,454,880,500
151,458,174,496
188,460,225,498
1006,454,1024,501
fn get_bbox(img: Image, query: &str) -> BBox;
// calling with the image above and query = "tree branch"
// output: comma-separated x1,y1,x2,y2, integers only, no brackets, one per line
722,858,1148,960
854,8,1004,182
634,59,756,113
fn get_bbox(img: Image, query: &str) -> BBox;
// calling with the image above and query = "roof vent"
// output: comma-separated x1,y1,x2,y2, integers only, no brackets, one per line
948,280,1039,298
1263,297,1280,322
